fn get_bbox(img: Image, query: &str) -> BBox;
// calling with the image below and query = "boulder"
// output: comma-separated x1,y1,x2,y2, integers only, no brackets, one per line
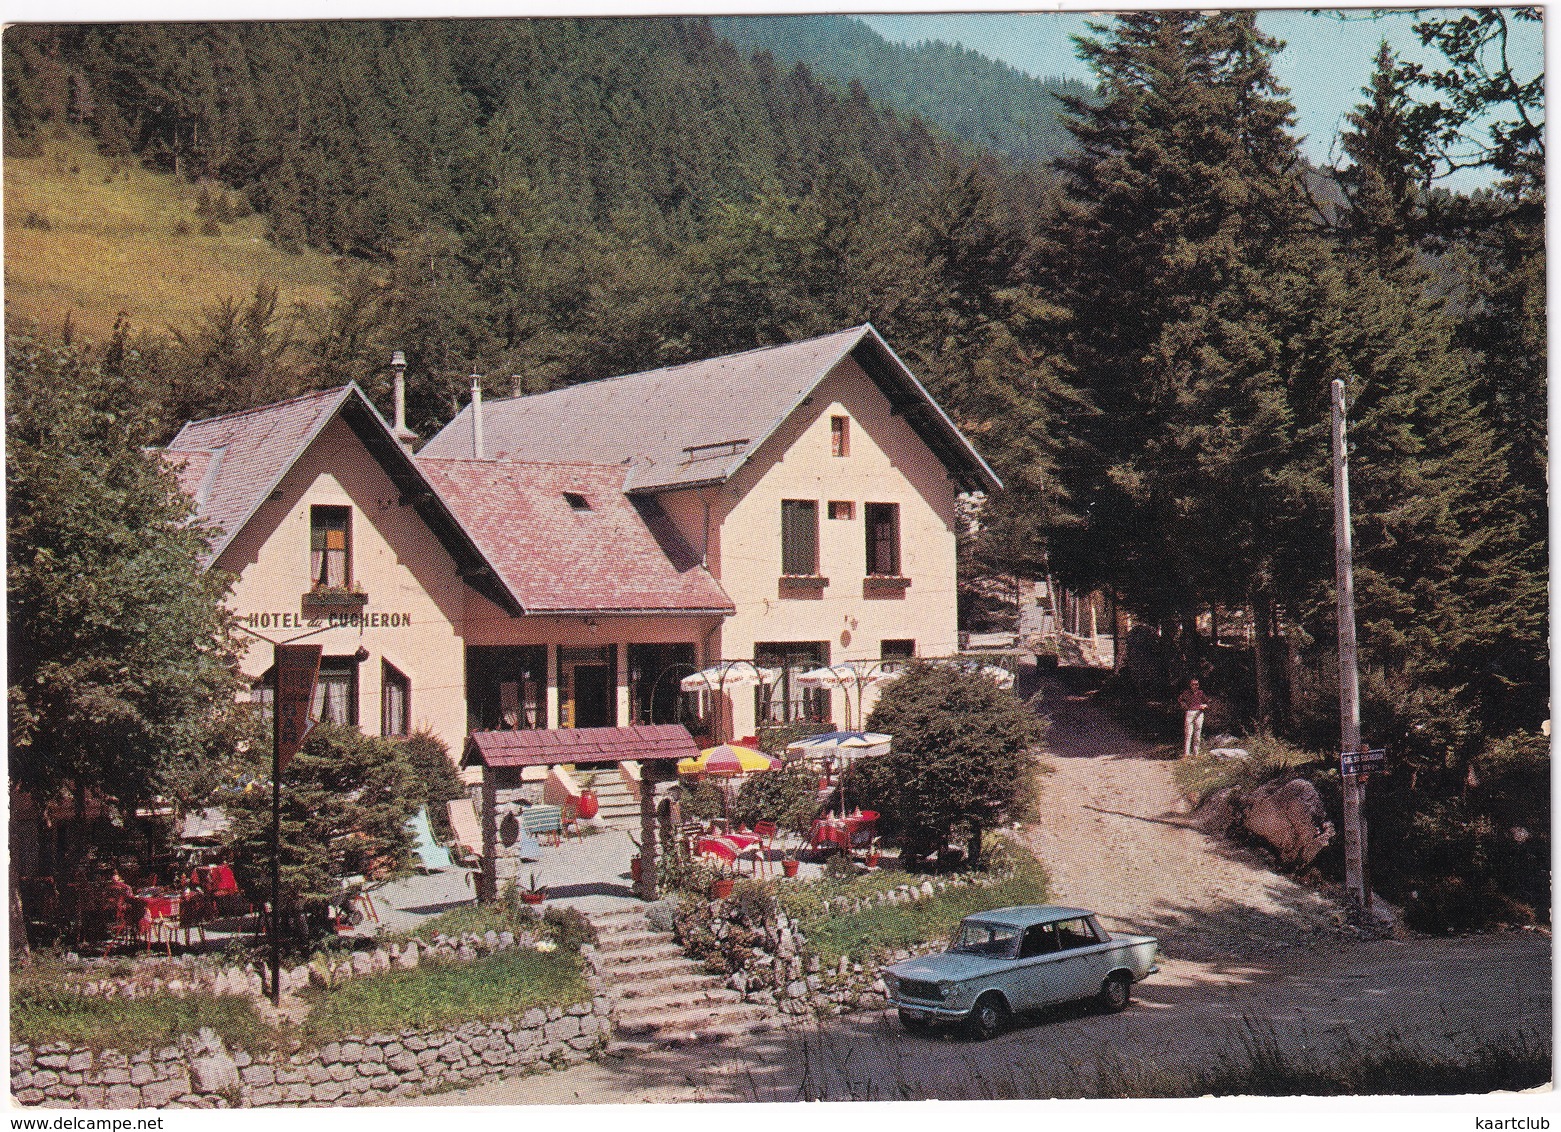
1240,777,1335,869
1191,784,1241,836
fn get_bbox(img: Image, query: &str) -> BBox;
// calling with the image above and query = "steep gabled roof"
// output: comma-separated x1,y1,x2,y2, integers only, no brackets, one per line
419,325,1002,494
164,386,520,614
416,458,732,614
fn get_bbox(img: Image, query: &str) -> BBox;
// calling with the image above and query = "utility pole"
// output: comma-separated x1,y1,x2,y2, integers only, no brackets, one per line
1331,379,1370,917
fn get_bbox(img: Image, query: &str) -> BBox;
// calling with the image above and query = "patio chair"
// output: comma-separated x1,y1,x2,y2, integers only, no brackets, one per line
179,890,217,947
340,876,380,925
559,801,584,842
408,805,455,872
520,804,564,847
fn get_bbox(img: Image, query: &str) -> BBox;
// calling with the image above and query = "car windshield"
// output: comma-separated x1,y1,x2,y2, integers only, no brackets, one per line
949,921,1022,957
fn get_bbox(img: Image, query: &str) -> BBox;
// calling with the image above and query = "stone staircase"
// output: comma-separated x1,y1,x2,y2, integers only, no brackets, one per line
582,767,641,827
587,906,777,1052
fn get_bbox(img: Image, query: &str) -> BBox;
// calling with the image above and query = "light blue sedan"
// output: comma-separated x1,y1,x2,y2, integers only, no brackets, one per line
882,905,1160,1039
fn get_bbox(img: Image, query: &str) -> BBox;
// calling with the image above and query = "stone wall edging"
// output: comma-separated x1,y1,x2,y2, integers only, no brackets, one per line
12,944,613,1109
57,927,548,1003
11,1000,613,1109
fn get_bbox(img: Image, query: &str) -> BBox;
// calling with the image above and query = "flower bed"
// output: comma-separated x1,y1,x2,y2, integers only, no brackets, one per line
670,840,1048,1017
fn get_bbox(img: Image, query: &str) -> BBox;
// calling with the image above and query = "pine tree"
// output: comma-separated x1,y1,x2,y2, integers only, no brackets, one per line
1042,11,1329,714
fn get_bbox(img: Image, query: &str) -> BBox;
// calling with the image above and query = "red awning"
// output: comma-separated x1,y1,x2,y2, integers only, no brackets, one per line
462,724,701,769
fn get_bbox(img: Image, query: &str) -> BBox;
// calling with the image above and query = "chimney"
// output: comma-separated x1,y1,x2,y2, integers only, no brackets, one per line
389,350,418,449
470,375,485,460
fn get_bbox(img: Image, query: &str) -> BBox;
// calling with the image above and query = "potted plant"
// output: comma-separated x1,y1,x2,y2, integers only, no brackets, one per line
521,872,547,905
576,771,600,820
626,832,643,883
781,850,800,878
710,864,735,900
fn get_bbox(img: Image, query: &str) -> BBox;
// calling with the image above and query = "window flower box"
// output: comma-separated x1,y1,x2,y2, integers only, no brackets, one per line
304,584,369,608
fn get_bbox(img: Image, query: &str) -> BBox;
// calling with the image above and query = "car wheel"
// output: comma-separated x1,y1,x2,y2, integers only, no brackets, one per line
964,993,1009,1040
897,1010,932,1034
1099,974,1132,1013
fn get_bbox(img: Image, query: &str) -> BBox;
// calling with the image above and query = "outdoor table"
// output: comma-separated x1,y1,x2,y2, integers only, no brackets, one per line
809,812,878,851
136,890,179,921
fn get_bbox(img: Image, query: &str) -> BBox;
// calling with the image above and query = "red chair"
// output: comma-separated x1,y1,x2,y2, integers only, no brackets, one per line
752,821,779,876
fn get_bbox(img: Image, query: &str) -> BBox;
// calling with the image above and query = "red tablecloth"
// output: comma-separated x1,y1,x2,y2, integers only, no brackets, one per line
192,864,238,897
809,814,877,850
696,834,759,861
136,891,178,923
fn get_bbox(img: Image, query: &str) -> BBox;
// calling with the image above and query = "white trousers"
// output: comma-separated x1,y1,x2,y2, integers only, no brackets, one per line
1183,709,1205,759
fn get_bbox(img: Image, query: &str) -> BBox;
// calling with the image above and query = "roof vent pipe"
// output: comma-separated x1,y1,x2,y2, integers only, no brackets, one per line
390,350,418,449
470,375,485,460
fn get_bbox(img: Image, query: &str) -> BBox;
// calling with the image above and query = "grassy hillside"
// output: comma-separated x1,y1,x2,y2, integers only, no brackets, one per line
4,129,340,343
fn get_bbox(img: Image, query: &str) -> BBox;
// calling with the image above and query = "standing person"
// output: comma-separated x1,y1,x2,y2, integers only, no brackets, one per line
1178,679,1209,758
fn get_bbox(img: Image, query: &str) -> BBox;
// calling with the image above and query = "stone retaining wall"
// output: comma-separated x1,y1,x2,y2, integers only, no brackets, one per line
12,996,614,1108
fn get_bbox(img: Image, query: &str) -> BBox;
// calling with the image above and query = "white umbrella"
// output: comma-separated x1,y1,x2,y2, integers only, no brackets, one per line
679,661,778,693
794,661,896,689
679,661,779,742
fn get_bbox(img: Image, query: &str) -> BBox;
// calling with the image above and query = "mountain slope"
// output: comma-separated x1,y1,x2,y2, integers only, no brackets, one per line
710,14,1093,167
4,130,339,342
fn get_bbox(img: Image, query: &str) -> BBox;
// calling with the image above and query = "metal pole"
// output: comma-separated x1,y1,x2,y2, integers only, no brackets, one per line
1331,379,1370,916
270,648,282,1006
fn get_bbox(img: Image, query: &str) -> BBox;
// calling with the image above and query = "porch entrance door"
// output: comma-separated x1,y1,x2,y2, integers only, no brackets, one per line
572,665,614,729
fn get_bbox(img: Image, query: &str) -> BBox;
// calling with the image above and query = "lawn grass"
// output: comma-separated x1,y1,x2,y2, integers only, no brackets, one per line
11,960,278,1054
5,128,339,341
299,949,588,1041
783,842,1050,965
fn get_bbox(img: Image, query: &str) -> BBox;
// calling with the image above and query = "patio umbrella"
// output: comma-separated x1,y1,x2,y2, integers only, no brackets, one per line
787,732,892,816
677,744,778,825
795,662,897,727
678,663,780,742
677,743,779,776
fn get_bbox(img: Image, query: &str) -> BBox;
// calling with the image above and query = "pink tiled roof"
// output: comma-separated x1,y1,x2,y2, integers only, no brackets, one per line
164,387,354,564
463,724,700,768
417,457,732,614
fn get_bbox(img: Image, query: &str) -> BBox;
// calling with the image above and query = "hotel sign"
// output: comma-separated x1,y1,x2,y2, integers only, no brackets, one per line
242,610,413,630
274,643,323,772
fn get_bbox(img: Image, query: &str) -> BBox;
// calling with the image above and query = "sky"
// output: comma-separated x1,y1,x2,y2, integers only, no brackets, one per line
859,8,1544,190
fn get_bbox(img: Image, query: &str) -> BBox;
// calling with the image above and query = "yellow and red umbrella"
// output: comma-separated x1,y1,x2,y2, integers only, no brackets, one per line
677,743,778,777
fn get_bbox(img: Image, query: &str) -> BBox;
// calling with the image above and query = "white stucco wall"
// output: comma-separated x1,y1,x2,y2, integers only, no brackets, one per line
661,355,961,738
218,416,470,754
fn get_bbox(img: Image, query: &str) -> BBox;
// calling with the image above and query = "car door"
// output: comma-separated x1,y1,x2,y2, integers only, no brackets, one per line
1009,922,1063,1009
1049,916,1111,1001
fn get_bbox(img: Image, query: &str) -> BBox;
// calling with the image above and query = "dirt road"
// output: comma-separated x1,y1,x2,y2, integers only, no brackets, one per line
409,674,1551,1105
1021,673,1342,961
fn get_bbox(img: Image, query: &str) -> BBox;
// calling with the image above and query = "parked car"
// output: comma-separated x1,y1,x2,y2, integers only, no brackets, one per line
881,905,1159,1039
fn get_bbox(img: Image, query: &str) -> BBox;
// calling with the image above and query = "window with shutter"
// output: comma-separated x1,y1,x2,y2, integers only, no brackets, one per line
865,503,900,576
781,499,819,576
310,506,351,587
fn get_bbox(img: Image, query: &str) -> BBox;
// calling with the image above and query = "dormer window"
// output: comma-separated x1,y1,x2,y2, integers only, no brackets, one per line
310,505,351,587
564,492,592,512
